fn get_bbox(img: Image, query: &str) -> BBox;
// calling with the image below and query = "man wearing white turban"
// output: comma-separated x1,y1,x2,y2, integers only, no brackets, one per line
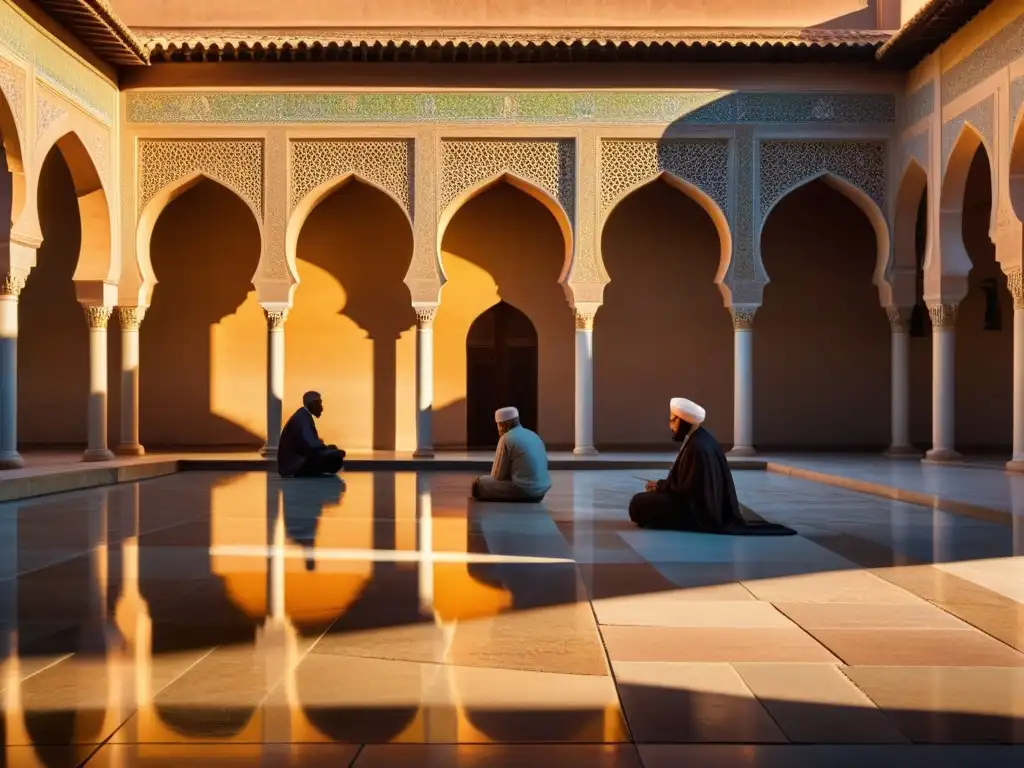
472,406,551,502
628,398,792,534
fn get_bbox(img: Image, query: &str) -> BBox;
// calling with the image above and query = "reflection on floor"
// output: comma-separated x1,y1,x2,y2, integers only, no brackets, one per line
1,469,1023,767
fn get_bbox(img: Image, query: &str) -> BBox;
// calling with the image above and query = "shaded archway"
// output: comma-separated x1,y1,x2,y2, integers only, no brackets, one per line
290,178,415,451
17,148,89,446
0,88,26,231
757,177,889,449
141,178,263,447
1013,113,1024,222
596,176,731,448
953,145,1011,450
435,179,573,448
466,301,538,448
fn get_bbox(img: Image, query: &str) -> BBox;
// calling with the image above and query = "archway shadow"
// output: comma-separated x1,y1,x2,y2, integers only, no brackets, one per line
143,179,264,448
437,182,573,449
955,147,1012,452
18,149,89,447
292,179,415,451
596,177,731,449
757,179,889,450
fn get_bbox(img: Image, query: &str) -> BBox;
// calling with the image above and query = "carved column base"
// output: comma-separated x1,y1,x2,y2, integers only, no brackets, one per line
83,448,115,463
0,452,25,470
1005,459,1024,474
572,446,599,457
883,444,922,459
922,448,962,464
116,443,146,457
260,444,278,460
727,446,757,458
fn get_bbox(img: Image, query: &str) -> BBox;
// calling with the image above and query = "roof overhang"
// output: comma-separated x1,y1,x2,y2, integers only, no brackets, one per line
34,0,148,65
875,0,994,67
137,27,890,64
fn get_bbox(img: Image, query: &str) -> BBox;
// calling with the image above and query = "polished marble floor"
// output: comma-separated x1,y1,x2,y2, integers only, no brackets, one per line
1,469,1023,766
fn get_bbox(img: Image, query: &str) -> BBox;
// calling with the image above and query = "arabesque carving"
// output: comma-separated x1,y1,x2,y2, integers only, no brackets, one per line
758,140,887,219
263,128,288,282
1,274,25,297
731,127,758,284
138,139,263,219
407,128,440,289
118,306,146,330
84,306,113,329
1007,268,1024,311
928,303,959,328
731,307,756,330
415,306,438,326
264,308,287,329
574,308,597,331
886,306,912,333
0,56,26,134
35,94,64,139
290,139,411,215
600,139,729,216
440,139,574,226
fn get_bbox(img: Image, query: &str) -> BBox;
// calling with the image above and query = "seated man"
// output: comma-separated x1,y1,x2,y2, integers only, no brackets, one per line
472,406,551,503
628,397,791,535
277,391,346,478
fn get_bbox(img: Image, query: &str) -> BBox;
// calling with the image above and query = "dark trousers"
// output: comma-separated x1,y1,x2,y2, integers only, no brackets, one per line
628,491,694,530
295,448,345,477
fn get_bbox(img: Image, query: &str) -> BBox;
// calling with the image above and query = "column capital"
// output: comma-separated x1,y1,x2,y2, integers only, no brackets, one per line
118,306,147,331
84,306,114,330
927,302,958,329
731,306,757,331
574,307,597,332
1006,267,1024,311
0,274,25,298
415,305,438,328
885,306,912,333
264,307,288,330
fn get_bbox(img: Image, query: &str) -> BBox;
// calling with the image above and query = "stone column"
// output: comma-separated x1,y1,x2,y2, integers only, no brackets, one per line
573,308,598,456
925,303,960,462
260,309,287,459
1007,270,1024,472
729,308,756,457
414,306,436,458
884,307,918,457
117,307,146,456
0,275,24,469
83,306,115,462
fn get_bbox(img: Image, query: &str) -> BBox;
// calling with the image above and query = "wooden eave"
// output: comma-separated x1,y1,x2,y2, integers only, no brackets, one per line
875,0,994,67
34,0,148,65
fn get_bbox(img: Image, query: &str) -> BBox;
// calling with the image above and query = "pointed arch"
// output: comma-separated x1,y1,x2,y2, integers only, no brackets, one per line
134,171,265,306
437,172,574,286
885,158,929,307
939,123,991,279
1010,106,1024,223
760,171,891,296
33,127,113,284
286,172,413,284
602,170,733,290
0,80,26,228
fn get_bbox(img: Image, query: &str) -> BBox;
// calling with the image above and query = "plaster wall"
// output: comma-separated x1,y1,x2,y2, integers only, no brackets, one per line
107,0,882,31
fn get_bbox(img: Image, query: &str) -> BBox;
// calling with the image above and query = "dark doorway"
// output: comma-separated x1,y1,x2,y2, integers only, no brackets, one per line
466,301,539,448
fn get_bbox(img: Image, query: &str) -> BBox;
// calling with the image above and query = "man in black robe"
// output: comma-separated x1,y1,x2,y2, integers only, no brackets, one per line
277,391,346,478
628,397,793,535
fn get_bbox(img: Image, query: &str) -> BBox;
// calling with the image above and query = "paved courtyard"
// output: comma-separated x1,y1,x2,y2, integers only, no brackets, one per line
1,468,1023,766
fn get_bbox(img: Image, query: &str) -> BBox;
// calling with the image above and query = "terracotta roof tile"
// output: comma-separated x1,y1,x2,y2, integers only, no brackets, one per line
35,0,148,65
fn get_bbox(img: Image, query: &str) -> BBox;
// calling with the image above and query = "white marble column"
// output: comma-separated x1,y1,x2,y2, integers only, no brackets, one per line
0,275,24,469
414,306,436,458
117,307,146,456
1007,270,1024,472
925,303,961,462
260,309,287,459
83,306,115,462
729,308,755,457
573,308,598,456
884,307,918,457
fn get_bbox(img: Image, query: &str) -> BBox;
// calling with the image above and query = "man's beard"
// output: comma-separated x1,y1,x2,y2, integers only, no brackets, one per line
671,422,689,442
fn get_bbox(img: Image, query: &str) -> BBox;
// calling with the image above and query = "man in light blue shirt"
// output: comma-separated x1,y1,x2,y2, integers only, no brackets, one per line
472,406,551,502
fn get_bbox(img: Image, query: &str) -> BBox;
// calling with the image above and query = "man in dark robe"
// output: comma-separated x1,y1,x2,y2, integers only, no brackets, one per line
277,391,346,478
628,397,793,536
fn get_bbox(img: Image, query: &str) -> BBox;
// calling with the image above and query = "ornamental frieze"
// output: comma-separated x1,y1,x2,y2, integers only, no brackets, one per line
289,139,412,216
126,90,895,126
941,96,994,175
941,13,1024,106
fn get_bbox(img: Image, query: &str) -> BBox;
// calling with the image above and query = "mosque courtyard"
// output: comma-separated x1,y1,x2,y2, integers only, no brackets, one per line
1,461,1023,767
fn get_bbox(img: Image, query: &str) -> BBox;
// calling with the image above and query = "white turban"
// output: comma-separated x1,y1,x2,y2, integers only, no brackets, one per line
670,397,705,425
495,406,519,423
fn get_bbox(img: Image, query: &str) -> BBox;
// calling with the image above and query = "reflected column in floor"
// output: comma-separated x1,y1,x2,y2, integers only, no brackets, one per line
83,305,115,462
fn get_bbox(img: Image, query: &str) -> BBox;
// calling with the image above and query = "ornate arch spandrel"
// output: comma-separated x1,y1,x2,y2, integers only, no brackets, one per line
289,139,411,217
941,96,994,177
599,138,732,288
405,128,441,304
0,55,27,229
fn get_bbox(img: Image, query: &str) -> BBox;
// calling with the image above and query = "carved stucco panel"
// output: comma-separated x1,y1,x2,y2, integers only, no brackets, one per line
407,128,440,293
758,139,888,221
0,55,26,136
263,129,288,282
289,139,412,216
35,93,64,139
941,95,995,175
572,128,603,290
730,127,760,291
903,130,930,175
137,140,264,222
1013,76,1024,134
439,139,575,228
599,139,730,217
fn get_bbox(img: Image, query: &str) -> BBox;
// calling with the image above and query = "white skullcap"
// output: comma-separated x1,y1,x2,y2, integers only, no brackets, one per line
302,391,322,408
670,397,706,425
494,406,519,423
